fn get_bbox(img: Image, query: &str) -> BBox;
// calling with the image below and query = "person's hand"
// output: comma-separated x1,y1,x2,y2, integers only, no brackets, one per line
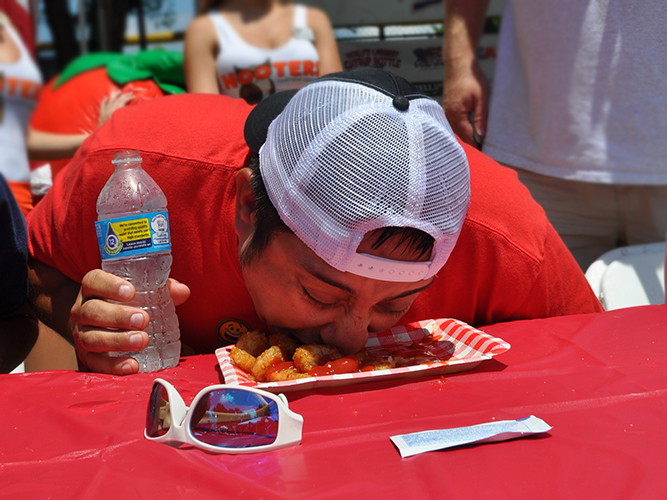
442,59,489,149
97,91,135,128
71,269,190,375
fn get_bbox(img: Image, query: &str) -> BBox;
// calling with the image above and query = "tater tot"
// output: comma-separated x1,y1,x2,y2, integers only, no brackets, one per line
251,345,285,382
357,350,395,371
231,329,410,380
293,345,342,373
360,358,394,371
266,364,312,382
269,333,300,359
235,330,270,357
390,355,431,367
230,346,257,375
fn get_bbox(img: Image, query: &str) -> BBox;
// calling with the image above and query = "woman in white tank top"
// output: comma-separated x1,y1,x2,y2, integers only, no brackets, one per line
184,0,342,103
0,11,134,214
0,11,42,214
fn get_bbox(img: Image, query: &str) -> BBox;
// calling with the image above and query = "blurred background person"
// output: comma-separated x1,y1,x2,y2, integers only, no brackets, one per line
0,9,42,216
26,91,133,162
184,0,342,102
1,7,133,215
443,0,667,271
27,49,186,199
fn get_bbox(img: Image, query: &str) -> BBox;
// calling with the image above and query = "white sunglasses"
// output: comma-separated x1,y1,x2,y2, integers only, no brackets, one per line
145,378,303,454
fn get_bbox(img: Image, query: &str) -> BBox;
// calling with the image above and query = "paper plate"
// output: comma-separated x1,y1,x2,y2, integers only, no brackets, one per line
215,318,510,392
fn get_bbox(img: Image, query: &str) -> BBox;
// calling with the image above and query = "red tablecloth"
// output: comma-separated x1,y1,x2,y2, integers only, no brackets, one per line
2,305,666,499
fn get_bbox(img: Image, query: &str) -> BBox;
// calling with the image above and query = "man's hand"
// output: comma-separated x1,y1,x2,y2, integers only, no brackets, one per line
71,269,190,375
443,60,489,148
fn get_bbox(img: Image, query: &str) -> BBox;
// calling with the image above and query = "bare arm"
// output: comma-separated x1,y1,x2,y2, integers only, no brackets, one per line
28,258,84,345
442,0,491,148
28,258,151,375
308,7,343,76
26,91,134,161
26,129,89,161
184,15,221,94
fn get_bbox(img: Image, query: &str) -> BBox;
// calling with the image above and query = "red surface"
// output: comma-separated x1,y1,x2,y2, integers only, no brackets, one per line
2,305,666,499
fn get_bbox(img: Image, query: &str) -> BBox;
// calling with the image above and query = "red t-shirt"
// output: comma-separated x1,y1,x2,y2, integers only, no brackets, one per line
28,93,602,354
405,142,604,325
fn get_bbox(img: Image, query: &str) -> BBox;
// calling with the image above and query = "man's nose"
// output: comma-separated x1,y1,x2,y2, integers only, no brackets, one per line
320,312,370,355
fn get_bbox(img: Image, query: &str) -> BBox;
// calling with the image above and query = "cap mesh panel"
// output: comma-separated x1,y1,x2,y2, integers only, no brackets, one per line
260,80,470,278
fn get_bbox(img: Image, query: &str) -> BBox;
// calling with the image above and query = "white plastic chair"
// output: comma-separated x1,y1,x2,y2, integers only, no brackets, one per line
585,242,666,310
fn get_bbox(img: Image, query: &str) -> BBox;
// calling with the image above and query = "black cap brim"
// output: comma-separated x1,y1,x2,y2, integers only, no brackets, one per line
244,89,299,153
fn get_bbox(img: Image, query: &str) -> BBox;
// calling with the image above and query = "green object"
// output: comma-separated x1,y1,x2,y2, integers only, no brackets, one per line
54,50,186,95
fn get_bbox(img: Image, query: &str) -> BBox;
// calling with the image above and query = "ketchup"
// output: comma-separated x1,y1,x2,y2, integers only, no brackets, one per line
307,355,361,377
266,361,296,378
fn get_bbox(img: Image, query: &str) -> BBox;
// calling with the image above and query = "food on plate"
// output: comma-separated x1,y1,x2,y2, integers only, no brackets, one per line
235,329,270,357
356,350,394,371
222,320,510,388
268,333,300,359
292,344,342,373
229,330,397,382
251,345,285,381
229,345,256,374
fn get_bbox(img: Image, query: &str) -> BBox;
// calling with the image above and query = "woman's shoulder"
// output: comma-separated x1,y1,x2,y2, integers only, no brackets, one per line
186,14,217,37
184,14,218,48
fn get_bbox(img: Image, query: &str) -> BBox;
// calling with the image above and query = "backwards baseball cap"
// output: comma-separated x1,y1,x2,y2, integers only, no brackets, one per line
244,68,470,282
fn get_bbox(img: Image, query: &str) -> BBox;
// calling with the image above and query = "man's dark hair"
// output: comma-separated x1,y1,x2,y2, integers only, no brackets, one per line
240,154,291,266
241,153,436,267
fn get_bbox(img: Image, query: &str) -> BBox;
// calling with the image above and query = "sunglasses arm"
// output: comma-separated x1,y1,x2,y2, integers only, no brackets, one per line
147,378,191,445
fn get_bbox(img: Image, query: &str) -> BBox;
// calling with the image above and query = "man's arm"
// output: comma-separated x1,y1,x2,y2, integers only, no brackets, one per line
28,258,149,374
28,257,80,344
442,0,491,148
27,258,191,375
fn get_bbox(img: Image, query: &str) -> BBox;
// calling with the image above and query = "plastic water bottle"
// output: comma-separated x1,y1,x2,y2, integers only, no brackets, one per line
94,150,181,372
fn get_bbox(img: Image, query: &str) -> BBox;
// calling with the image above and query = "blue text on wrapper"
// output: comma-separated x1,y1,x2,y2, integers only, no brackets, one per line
95,211,171,260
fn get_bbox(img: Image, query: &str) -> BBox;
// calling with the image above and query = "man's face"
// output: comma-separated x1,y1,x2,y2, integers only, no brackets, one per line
239,230,433,355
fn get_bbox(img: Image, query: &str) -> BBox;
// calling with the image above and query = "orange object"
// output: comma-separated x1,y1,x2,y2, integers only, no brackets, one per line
29,69,166,180
6,180,32,216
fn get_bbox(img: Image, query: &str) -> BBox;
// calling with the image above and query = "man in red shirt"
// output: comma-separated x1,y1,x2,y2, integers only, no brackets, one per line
28,68,602,374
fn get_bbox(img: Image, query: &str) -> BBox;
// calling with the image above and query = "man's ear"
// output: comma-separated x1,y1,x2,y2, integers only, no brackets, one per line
234,167,256,241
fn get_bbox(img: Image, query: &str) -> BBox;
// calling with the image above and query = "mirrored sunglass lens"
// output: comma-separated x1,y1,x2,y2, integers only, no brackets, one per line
190,389,280,448
146,384,171,437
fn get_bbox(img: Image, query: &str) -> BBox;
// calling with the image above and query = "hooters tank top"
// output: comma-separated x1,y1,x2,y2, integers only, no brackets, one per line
209,4,319,103
0,20,42,183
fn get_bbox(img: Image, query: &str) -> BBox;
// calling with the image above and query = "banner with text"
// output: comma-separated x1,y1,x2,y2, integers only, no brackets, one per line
303,0,504,27
338,34,498,103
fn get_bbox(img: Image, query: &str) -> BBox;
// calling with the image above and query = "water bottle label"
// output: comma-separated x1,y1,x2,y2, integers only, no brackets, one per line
95,211,171,260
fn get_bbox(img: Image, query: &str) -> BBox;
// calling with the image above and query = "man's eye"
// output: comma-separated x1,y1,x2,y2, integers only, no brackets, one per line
376,303,412,317
302,287,339,308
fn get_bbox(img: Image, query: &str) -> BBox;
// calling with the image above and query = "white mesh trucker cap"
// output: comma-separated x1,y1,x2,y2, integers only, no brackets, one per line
244,68,470,282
